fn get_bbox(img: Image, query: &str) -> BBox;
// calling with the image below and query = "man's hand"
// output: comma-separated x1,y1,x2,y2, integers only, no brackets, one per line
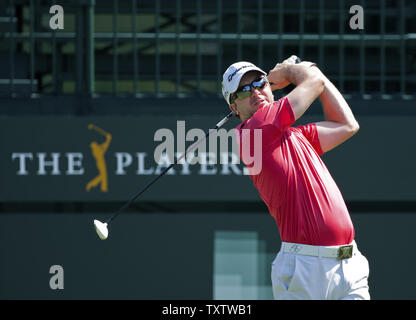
268,63,291,91
267,55,298,90
268,55,317,91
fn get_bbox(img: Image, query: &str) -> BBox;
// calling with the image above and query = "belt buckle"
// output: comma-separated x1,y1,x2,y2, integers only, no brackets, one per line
337,245,353,260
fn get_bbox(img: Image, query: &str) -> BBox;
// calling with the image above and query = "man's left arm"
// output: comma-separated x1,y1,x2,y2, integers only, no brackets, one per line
315,75,360,153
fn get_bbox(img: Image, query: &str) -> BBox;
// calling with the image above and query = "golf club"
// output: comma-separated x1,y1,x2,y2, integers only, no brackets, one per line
94,111,235,240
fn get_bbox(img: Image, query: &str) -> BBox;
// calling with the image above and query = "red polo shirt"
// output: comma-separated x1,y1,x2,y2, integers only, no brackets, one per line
236,97,354,246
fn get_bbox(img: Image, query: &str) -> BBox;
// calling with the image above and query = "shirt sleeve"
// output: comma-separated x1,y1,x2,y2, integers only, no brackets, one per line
296,123,324,155
249,96,295,131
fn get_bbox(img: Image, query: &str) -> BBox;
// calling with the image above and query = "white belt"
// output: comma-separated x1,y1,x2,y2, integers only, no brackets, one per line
282,241,355,260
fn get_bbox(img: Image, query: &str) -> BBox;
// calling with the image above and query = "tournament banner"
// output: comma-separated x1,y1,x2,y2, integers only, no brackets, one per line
0,115,261,202
1,115,415,202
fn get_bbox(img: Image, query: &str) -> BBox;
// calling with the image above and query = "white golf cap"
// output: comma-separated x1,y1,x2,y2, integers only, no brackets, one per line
222,61,266,105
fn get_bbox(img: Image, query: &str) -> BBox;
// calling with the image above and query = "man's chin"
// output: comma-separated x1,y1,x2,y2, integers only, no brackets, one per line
253,100,270,110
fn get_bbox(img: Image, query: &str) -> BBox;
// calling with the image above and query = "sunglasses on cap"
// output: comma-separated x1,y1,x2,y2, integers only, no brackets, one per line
230,76,268,104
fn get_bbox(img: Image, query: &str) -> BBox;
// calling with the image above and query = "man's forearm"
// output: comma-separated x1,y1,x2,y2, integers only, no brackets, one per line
319,76,359,128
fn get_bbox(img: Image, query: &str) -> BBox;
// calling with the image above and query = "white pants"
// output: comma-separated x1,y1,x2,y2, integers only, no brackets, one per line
271,241,370,300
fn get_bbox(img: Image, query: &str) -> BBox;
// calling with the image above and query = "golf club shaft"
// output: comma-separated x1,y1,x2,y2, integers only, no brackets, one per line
106,111,235,224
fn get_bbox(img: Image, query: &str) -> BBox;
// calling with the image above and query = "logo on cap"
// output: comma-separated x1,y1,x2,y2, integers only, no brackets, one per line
227,65,252,82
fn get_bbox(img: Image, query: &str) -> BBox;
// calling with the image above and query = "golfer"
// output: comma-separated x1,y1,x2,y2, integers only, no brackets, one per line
222,56,370,300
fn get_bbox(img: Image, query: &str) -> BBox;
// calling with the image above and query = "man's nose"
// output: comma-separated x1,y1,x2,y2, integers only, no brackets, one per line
251,87,262,97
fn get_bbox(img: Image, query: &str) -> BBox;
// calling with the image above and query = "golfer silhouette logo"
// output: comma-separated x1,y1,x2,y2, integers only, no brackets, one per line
86,124,112,192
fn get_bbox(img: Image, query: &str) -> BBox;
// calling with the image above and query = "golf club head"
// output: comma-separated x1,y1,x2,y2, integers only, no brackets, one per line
94,219,109,240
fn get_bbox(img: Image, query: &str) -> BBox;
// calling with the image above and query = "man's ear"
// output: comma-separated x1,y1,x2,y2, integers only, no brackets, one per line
229,103,239,116
229,103,241,120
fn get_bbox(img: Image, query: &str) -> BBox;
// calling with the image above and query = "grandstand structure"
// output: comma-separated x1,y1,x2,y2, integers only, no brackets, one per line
1,0,415,102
